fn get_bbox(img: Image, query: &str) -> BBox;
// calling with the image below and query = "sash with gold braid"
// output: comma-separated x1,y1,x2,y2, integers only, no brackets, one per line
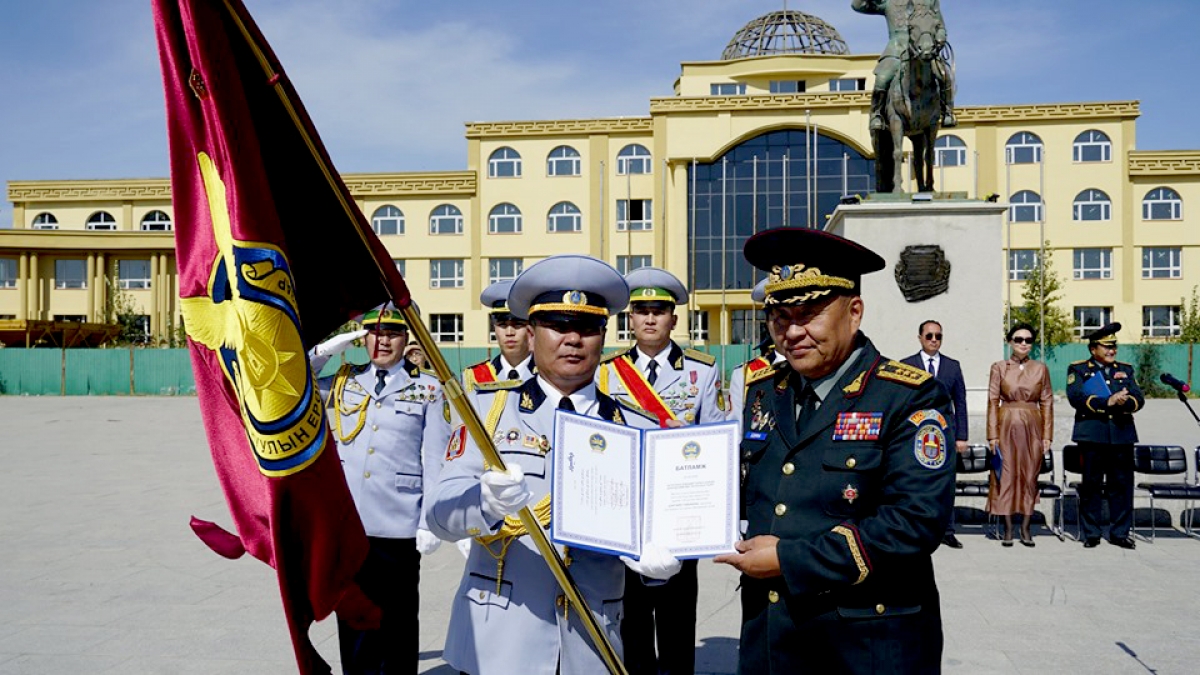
609,356,676,427
467,361,498,390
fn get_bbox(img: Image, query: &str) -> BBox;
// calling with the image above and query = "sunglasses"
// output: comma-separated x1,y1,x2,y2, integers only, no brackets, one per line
1010,337,1033,345
923,333,942,341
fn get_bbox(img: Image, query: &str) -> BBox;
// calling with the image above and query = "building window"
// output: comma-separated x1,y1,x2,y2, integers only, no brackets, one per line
1074,306,1113,338
1008,250,1039,281
488,203,523,234
488,147,522,178
934,135,967,167
770,80,806,93
371,205,404,235
53,314,88,323
1073,248,1112,280
130,315,152,343
1073,130,1112,163
489,258,524,284
1143,187,1183,221
429,259,464,289
617,144,652,175
86,211,117,231
828,78,865,91
1142,247,1182,279
689,311,709,342
1073,189,1112,222
393,259,406,277
616,255,652,275
140,210,173,231
615,313,634,342
55,259,87,289
730,310,761,345
1005,131,1043,164
617,199,652,231
0,257,17,288
118,259,151,289
710,83,746,96
429,314,464,343
1008,190,1043,223
547,145,581,177
547,201,582,232
32,212,58,230
1143,306,1181,338
429,204,464,235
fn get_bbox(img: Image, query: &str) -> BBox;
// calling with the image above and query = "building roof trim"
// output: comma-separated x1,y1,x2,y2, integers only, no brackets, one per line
464,118,653,139
649,95,1140,120
1128,150,1200,176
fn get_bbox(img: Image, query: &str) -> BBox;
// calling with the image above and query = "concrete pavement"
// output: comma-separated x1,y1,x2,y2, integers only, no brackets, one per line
1,396,1199,673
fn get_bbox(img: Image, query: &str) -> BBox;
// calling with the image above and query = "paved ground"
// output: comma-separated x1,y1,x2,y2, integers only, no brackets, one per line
2,396,1200,674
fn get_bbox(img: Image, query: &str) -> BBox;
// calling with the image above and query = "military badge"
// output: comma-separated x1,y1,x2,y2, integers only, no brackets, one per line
907,409,948,428
523,434,540,449
589,433,606,453
446,426,467,461
443,401,451,423
833,412,882,441
843,484,859,504
682,441,701,460
690,370,698,384
684,412,695,423
506,428,521,444
913,424,947,470
1067,371,1076,385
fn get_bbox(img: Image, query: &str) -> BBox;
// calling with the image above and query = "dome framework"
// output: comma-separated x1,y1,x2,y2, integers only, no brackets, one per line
722,10,849,60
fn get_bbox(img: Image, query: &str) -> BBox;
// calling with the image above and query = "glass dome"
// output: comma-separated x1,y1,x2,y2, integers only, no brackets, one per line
722,10,849,60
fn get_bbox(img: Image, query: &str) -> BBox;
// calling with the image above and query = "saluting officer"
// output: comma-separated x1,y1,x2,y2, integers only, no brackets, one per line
312,303,451,674
727,278,785,423
715,228,955,674
463,279,535,391
595,266,723,675
1066,323,1143,550
427,255,681,675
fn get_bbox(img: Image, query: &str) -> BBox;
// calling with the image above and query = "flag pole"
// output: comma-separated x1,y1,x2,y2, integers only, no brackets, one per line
219,3,626,672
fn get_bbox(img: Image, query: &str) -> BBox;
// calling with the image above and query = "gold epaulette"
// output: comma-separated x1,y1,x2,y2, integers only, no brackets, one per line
1070,359,1088,366
600,351,626,364
746,362,778,386
683,348,716,366
1115,361,1132,368
876,360,932,387
420,367,438,378
474,379,523,392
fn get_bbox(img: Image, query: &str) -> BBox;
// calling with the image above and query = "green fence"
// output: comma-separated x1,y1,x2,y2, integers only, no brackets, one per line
1,343,1197,396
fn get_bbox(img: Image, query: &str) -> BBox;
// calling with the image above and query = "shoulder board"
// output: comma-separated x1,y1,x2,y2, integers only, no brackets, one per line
746,362,778,386
600,351,626,364
615,396,659,423
420,367,439,378
682,348,716,366
473,380,522,392
1115,361,1133,368
1070,359,1088,366
349,362,369,374
876,360,932,387
465,359,490,370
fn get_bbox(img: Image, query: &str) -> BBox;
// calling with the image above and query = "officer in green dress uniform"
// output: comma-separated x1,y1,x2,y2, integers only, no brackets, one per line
1065,323,1143,549
715,228,955,674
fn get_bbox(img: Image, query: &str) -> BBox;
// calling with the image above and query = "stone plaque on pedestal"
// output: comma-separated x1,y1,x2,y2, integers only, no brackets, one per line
826,199,1007,415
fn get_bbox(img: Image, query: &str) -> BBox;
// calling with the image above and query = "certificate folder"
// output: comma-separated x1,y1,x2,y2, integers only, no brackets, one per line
1081,371,1112,400
549,411,740,559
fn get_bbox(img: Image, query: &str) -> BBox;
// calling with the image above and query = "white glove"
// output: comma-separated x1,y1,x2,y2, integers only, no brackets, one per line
480,465,533,522
313,329,367,357
415,528,441,555
456,538,473,559
621,542,682,581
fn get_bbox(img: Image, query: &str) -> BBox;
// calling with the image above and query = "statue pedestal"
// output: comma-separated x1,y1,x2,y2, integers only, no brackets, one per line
827,199,1008,417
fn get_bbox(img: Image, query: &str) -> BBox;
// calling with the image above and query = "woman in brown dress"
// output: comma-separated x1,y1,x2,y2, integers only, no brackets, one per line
987,323,1053,546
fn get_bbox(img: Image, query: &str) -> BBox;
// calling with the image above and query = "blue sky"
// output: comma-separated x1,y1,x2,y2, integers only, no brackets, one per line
1,0,1197,227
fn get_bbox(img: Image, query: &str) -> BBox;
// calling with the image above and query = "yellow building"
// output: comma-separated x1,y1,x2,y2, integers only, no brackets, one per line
3,9,1198,347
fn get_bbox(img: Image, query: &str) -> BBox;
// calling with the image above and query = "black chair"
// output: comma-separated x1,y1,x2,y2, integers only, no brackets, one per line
1059,444,1085,540
1037,451,1064,540
955,443,992,536
1133,444,1194,541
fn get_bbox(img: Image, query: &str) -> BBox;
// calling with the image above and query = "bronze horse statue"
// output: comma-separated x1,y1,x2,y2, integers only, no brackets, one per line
873,5,949,193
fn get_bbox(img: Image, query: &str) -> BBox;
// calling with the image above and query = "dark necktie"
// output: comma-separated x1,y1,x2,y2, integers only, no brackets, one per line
646,360,659,386
796,383,817,429
507,369,520,380
558,397,575,412
926,358,936,376
374,369,387,395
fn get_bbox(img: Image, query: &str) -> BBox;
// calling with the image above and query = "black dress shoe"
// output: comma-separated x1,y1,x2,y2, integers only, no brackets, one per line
1020,536,1035,548
942,534,963,549
1109,537,1136,550
1083,538,1101,548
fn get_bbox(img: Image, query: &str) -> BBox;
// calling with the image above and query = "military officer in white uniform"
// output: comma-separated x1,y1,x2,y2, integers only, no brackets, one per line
427,255,681,675
312,304,451,674
727,279,786,422
595,266,723,675
462,279,535,392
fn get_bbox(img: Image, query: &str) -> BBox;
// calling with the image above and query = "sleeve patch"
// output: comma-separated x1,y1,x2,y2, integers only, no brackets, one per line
445,425,467,461
907,409,947,428
913,424,948,469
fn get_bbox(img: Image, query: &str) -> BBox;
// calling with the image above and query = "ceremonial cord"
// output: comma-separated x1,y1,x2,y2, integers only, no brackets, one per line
332,366,370,444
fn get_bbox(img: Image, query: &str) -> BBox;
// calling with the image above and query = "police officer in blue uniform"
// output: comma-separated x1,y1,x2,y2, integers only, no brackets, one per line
596,266,723,675
463,279,535,392
427,255,682,675
1066,323,1143,549
715,228,955,674
312,304,451,674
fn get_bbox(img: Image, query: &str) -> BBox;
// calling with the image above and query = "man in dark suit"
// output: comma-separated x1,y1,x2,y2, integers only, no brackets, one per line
902,319,969,549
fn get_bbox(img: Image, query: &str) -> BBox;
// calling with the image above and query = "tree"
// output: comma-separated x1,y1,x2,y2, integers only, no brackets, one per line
103,263,149,346
1006,241,1074,345
1176,285,1200,344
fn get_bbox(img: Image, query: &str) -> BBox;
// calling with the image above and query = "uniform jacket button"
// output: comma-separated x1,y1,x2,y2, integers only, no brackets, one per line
846,457,857,468
375,401,382,408
768,590,780,604
875,604,886,615
364,471,371,478
367,448,375,454
372,424,378,431
774,503,788,517
782,462,795,475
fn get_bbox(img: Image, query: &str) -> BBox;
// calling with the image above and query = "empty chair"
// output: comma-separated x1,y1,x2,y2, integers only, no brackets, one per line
955,443,992,535
1037,451,1064,540
1133,444,1193,541
1059,444,1085,540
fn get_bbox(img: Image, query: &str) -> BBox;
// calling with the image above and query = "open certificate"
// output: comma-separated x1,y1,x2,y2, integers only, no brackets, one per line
550,411,739,559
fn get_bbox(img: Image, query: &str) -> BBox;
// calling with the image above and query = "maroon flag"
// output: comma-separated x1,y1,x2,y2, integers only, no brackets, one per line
152,0,410,671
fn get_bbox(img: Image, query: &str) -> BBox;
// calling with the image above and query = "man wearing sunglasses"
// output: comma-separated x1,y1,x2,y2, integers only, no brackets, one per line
1066,323,1143,550
901,320,969,549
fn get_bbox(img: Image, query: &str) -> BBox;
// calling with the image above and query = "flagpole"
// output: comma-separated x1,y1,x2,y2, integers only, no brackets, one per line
219,3,627,673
